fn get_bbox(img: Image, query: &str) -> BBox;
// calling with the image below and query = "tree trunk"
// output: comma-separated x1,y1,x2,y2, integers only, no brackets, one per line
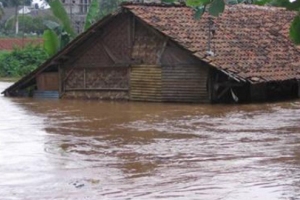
14,5,19,34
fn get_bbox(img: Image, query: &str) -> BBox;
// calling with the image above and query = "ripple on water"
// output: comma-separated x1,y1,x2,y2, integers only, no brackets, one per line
1,80,300,200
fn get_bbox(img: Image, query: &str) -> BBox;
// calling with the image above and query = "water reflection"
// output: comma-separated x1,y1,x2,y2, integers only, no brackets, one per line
1,81,300,199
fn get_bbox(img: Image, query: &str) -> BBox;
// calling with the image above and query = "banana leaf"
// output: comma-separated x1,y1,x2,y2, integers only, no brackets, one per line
48,0,76,38
84,0,99,31
43,29,60,56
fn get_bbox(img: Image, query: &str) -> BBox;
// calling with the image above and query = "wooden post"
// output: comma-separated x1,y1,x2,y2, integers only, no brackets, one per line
298,80,300,98
208,68,217,103
84,68,86,89
58,65,62,96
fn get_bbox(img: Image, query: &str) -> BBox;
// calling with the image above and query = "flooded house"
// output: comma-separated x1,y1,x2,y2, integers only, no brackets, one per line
3,3,300,103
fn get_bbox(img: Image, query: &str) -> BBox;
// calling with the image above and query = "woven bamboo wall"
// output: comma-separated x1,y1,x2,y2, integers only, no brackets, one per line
64,68,129,90
62,14,132,100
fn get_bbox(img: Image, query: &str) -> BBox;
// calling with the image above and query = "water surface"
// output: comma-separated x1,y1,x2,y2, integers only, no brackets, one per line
1,81,300,200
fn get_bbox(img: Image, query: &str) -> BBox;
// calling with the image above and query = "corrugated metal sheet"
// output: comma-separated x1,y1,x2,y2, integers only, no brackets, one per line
130,65,162,101
33,91,59,99
162,65,209,102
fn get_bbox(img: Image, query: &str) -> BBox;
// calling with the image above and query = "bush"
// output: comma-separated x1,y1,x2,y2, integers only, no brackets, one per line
0,45,48,77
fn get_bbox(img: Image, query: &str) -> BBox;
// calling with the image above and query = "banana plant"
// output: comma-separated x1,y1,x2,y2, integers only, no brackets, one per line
45,0,76,38
84,0,99,31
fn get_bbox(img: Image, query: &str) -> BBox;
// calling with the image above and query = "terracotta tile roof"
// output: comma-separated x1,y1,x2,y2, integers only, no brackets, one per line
0,38,43,51
124,4,300,83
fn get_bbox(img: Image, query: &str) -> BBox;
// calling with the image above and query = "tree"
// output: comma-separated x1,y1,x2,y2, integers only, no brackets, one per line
0,2,4,21
7,0,32,34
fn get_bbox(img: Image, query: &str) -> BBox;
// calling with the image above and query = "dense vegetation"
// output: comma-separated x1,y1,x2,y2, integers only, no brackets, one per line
0,45,48,77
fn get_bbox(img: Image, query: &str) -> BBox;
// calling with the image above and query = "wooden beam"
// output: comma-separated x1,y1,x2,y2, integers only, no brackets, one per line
65,31,105,66
65,88,129,92
217,86,230,100
157,38,168,65
215,82,244,87
100,40,118,63
74,65,130,69
84,68,86,89
135,17,165,40
63,68,76,82
58,65,62,95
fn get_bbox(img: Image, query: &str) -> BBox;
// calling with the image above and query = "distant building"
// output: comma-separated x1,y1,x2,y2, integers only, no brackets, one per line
62,0,91,14
61,0,164,33
30,0,50,10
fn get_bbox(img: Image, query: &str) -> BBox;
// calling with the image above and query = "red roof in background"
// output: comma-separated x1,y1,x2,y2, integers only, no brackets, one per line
0,38,43,51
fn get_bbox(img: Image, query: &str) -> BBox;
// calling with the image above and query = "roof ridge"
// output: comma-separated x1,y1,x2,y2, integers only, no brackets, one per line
122,2,289,11
121,1,186,7
227,3,287,11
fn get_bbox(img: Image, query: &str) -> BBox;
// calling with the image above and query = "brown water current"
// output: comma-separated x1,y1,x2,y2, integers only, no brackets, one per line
1,82,300,200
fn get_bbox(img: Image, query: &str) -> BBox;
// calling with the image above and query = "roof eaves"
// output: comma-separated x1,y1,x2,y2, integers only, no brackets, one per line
2,12,121,95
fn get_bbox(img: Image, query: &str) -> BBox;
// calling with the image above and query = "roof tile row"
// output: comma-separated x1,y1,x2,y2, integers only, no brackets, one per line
124,4,300,83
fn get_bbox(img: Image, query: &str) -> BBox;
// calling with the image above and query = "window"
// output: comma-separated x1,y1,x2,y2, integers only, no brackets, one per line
80,0,90,13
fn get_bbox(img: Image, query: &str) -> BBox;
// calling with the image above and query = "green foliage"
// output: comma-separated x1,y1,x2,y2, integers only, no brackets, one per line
186,0,210,6
162,0,176,3
42,19,70,54
98,0,124,19
43,29,59,56
208,0,225,16
290,15,300,45
194,6,206,19
84,0,99,31
0,4,4,20
1,0,32,7
47,0,76,38
0,45,48,77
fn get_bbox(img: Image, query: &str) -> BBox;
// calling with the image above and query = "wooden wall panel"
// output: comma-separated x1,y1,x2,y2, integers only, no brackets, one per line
64,14,132,70
161,42,201,65
162,65,209,103
102,14,132,63
250,83,266,102
36,72,59,91
131,21,164,65
67,37,114,68
130,65,162,101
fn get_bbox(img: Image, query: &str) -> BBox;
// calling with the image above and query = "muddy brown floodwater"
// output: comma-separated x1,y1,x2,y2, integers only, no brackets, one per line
1,82,300,200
